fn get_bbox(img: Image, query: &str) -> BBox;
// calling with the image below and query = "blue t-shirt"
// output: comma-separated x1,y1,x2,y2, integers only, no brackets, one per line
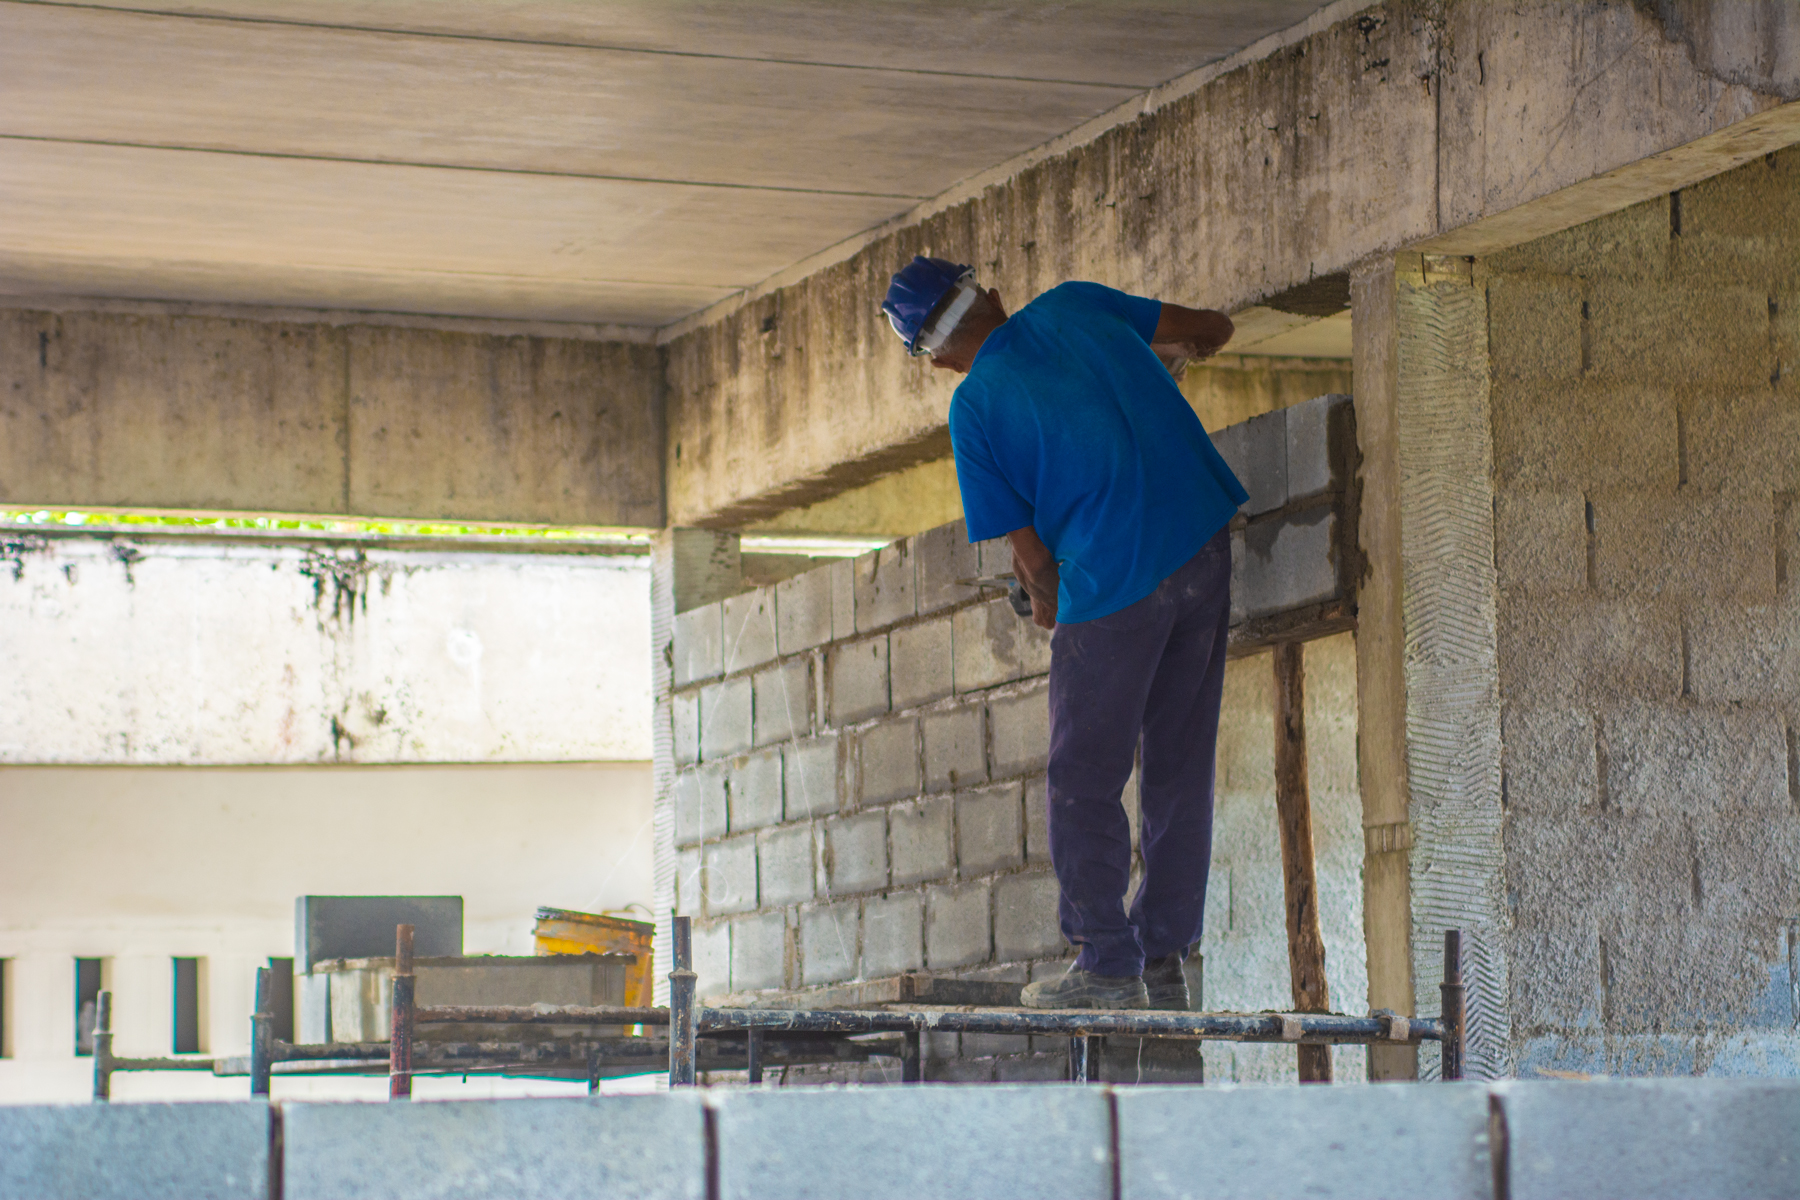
948,282,1247,623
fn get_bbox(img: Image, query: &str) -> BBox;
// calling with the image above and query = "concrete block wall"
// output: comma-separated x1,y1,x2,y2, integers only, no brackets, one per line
663,396,1362,1082
1486,147,1800,1076
7,1078,1800,1199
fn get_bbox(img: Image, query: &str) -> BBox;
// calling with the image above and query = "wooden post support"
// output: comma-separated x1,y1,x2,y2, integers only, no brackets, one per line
1274,641,1333,1083
389,924,415,1101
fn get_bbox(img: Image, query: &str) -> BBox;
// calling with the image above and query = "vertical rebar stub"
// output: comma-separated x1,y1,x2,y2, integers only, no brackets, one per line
1439,928,1467,1082
668,915,698,1086
389,924,416,1100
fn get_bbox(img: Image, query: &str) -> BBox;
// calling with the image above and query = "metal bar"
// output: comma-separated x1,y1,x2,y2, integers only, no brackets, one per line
587,1045,601,1096
416,1005,669,1025
700,1008,1442,1043
249,966,273,1097
1274,641,1333,1085
668,916,697,1086
1069,1035,1091,1083
1440,929,1467,1082
389,924,415,1101
900,1030,921,1083
92,991,113,1102
745,1026,763,1084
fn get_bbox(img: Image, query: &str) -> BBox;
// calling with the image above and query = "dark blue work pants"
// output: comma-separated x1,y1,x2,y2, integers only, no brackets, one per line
1045,528,1231,978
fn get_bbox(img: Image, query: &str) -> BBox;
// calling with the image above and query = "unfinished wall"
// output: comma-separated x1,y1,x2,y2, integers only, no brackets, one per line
0,307,664,527
0,534,650,763
1488,149,1800,1075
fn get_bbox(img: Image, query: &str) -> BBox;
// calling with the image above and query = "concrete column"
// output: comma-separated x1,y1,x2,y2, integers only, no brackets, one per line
1354,253,1511,1080
650,530,742,1006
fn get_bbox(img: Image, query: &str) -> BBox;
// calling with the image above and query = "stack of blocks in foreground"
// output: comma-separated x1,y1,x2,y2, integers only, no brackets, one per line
666,393,1357,1081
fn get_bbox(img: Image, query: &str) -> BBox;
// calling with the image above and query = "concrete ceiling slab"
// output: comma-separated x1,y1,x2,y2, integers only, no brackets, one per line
0,0,1338,326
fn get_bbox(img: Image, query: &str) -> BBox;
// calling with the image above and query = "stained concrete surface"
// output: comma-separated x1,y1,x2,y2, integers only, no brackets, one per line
0,536,650,763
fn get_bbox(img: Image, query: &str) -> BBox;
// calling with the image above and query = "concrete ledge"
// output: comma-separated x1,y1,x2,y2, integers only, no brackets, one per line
711,1085,1113,1200
283,1096,708,1200
0,1101,271,1200
1495,1078,1800,1200
1117,1083,1494,1200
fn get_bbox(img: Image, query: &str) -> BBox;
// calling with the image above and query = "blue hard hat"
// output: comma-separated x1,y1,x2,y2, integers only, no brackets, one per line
882,255,971,354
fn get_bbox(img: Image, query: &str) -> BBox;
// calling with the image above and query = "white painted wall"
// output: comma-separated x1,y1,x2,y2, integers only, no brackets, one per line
0,761,653,1102
0,537,651,764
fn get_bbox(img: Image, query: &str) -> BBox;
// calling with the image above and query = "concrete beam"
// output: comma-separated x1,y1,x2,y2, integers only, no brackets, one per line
663,0,1800,528
0,305,663,527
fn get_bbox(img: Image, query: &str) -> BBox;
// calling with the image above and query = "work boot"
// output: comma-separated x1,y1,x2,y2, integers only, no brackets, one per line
1020,965,1147,1010
1143,955,1190,1011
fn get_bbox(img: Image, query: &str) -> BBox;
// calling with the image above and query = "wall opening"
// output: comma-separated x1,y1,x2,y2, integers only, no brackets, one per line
73,958,103,1056
172,957,205,1054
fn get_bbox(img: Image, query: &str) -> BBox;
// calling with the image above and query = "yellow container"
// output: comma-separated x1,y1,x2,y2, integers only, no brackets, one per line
534,907,654,1008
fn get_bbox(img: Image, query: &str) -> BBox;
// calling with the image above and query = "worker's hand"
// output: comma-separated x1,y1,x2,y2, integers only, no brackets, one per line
1006,525,1060,631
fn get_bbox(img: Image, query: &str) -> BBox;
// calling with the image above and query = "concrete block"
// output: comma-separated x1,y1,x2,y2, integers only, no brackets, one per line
890,794,954,887
914,519,981,614
953,598,1050,692
994,871,1064,961
854,541,916,631
711,1086,1113,1200
1494,491,1587,593
977,536,1013,577
1589,283,1771,387
859,718,920,805
694,920,731,999
675,846,703,916
283,1095,707,1200
752,658,810,747
1488,274,1583,381
673,692,700,765
774,565,833,655
824,810,887,895
1491,383,1678,492
1209,421,1249,497
1685,392,1800,492
1497,597,1682,705
673,768,703,847
957,782,1024,876
695,762,730,840
989,686,1050,778
673,604,723,686
1598,703,1788,816
1025,776,1051,863
757,822,815,907
1592,491,1775,600
890,617,954,710
862,891,925,977
1501,708,1597,814
730,910,788,992
0,1101,271,1200
1687,603,1800,703
799,901,859,985
1496,1078,1800,1200
927,881,992,969
1238,506,1339,618
703,835,758,916
1227,528,1247,624
295,896,463,974
923,704,987,792
828,558,856,640
727,749,784,832
783,735,841,819
722,587,778,674
1115,1082,1494,1200
699,676,754,760
1236,405,1288,515
1284,391,1353,501
828,636,889,725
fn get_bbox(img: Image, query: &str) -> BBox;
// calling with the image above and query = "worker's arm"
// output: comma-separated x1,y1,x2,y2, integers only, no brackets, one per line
1007,525,1059,630
1150,302,1234,361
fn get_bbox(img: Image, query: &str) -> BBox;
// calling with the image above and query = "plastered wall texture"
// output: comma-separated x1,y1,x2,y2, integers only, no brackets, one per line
661,1,1800,528
0,534,651,763
661,401,1364,1081
1486,147,1800,1076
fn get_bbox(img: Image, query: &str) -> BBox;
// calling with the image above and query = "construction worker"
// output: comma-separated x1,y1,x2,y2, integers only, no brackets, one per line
882,257,1245,1010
